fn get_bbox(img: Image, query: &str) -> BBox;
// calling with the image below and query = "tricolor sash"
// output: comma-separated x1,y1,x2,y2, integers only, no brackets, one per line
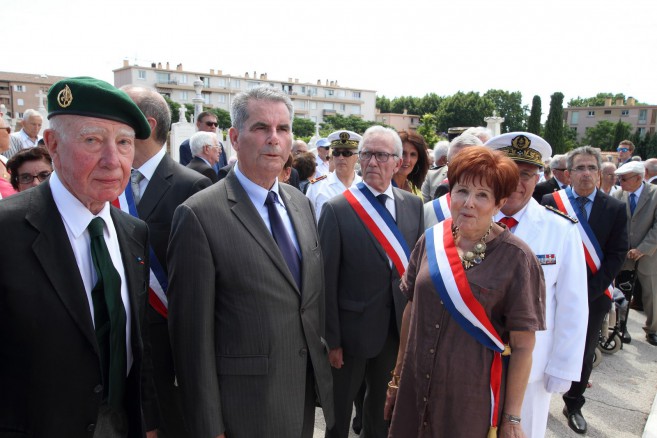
425,218,509,437
113,182,169,318
551,188,613,299
343,183,410,277
431,193,451,223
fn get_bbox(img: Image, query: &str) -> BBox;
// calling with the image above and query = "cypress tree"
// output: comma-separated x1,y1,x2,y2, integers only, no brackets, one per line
544,92,566,154
527,95,542,135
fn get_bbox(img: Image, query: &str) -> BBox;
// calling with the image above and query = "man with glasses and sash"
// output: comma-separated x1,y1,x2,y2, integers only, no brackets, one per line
541,146,628,434
306,130,362,220
319,125,424,438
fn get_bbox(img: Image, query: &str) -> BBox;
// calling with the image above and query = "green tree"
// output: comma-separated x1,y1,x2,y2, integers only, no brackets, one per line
320,114,382,136
434,92,495,133
582,120,616,150
612,119,633,151
292,117,316,138
164,96,183,123
376,96,392,113
390,96,421,115
563,126,579,151
527,95,542,135
418,93,444,115
483,89,527,133
417,114,440,148
544,92,566,154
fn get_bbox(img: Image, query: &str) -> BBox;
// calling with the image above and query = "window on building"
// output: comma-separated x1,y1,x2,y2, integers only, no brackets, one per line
323,103,334,110
604,110,612,115
180,74,187,84
156,72,170,83
247,81,260,89
13,85,25,92
639,109,648,123
325,89,335,98
138,70,146,80
308,87,317,96
587,110,595,117
353,91,361,99
217,78,226,87
351,105,361,115
338,104,346,111
181,91,188,101
203,93,210,104
231,79,240,89
17,98,24,106
17,112,24,118
638,127,646,137
310,102,317,110
218,94,226,103
199,77,210,88
337,90,345,98
571,112,579,124
295,100,306,109
621,109,629,116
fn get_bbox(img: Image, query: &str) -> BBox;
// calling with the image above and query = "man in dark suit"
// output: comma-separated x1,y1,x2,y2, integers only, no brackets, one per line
533,153,569,202
168,86,334,438
0,77,155,437
122,86,212,437
645,158,657,184
186,131,220,183
541,146,628,434
319,126,424,438
178,111,227,171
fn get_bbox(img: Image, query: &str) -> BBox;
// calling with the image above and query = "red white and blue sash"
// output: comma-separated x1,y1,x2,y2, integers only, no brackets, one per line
113,183,169,318
552,188,613,299
425,218,508,436
343,182,410,277
431,193,451,223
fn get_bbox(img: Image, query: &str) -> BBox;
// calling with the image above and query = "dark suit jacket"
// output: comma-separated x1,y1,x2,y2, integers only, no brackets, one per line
0,181,151,437
533,177,562,202
319,187,424,358
180,139,227,169
542,190,628,302
186,156,218,183
137,153,211,431
218,162,235,181
167,170,334,437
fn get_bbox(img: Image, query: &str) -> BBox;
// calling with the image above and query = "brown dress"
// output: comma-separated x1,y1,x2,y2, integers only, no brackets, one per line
389,227,546,438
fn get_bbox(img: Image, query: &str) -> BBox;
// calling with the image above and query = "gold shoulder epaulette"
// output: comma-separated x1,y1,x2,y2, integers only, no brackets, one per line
544,205,578,223
309,175,327,184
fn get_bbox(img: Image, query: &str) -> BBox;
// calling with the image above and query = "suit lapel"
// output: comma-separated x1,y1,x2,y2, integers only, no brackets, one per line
225,173,299,292
137,154,173,220
111,208,146,357
634,184,651,216
27,182,98,351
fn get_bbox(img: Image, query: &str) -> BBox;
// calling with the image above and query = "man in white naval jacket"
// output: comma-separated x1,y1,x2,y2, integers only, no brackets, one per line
487,132,588,438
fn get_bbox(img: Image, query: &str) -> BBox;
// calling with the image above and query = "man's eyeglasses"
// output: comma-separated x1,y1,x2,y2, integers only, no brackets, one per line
18,171,51,185
519,171,538,181
619,174,640,182
204,121,219,128
617,147,629,153
551,168,567,172
571,165,599,173
358,151,398,163
332,150,356,158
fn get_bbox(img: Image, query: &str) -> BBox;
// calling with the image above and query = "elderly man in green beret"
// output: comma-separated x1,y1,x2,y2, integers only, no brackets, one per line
0,77,157,438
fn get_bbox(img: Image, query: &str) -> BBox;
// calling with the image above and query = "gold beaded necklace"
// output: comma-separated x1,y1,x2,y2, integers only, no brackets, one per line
452,222,493,270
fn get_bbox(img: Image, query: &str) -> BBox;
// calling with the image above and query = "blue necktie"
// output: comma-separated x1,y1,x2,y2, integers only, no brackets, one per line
576,197,589,221
265,191,301,289
377,194,388,207
630,193,637,216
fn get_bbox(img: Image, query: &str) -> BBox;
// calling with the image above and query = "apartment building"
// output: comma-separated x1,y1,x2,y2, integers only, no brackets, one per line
113,60,377,124
0,71,68,118
564,97,657,141
375,109,420,132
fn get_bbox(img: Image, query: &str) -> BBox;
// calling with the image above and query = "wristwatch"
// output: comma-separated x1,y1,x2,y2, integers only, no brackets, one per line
502,412,521,424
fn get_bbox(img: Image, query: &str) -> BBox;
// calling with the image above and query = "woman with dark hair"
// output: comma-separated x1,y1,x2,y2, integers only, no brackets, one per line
0,119,16,198
394,130,430,197
293,151,317,194
385,146,545,438
6,146,53,192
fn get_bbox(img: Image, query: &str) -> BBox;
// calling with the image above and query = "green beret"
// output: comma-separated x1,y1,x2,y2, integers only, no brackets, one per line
47,76,151,140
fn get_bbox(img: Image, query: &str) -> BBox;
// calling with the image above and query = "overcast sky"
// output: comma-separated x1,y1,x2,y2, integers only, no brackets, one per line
6,0,656,111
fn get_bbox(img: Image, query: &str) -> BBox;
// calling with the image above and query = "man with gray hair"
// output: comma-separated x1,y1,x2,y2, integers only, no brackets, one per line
320,125,424,438
168,86,334,438
645,158,657,184
186,131,221,183
4,108,43,159
533,154,570,202
420,140,448,203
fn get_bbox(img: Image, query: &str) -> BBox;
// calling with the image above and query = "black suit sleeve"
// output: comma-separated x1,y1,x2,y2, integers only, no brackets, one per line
318,201,342,350
589,200,628,301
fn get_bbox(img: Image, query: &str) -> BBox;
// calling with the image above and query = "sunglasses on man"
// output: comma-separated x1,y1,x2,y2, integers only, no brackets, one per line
204,121,219,128
332,150,356,158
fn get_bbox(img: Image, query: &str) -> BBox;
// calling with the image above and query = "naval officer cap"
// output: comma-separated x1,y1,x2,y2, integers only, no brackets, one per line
328,130,362,149
47,76,151,140
614,160,645,176
315,138,331,148
485,132,552,167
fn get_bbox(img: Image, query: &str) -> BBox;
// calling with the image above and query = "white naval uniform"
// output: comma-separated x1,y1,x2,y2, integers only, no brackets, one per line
314,154,330,178
495,198,588,438
306,171,362,220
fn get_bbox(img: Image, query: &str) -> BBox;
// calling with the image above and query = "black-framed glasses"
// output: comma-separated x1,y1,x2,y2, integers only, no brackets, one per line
358,151,397,163
18,171,51,184
332,150,356,158
204,121,219,128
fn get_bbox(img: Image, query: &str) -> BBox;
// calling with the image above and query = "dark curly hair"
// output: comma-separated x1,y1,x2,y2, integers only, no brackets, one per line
6,146,53,190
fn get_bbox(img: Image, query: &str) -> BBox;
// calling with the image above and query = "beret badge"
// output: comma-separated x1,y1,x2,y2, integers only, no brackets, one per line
57,85,73,108
339,132,350,144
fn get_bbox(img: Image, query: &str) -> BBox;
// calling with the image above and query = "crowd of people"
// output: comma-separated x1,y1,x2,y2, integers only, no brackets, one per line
1,78,655,438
